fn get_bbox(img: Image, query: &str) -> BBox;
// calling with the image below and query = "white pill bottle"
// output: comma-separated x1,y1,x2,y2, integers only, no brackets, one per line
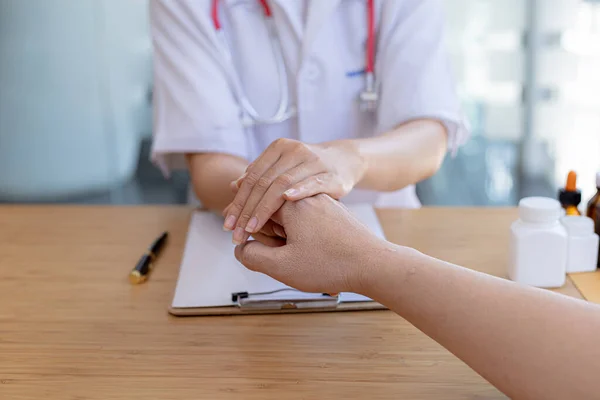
509,197,568,288
561,216,599,273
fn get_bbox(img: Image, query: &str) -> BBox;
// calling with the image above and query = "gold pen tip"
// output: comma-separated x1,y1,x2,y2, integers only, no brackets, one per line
129,270,145,285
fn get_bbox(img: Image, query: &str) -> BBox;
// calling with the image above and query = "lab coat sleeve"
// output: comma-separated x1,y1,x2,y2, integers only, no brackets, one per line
150,0,248,176
377,0,470,153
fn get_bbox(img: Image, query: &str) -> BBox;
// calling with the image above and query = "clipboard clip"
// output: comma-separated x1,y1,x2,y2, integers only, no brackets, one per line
231,289,340,311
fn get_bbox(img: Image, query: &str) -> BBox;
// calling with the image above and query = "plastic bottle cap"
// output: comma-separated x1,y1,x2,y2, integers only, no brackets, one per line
561,215,595,236
518,197,562,223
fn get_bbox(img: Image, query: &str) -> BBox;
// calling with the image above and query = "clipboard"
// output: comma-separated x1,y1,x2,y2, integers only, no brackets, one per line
168,204,387,316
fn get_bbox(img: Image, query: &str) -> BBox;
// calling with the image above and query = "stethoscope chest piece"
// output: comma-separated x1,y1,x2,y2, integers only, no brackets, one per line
359,72,378,112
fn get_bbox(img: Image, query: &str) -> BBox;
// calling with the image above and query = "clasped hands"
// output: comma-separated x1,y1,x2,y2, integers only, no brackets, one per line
222,138,366,245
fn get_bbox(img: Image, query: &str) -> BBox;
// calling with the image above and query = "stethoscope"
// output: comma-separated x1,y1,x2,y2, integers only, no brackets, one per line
211,0,378,127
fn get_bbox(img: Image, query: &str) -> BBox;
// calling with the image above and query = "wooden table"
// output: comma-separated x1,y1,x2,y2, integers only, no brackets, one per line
0,207,585,399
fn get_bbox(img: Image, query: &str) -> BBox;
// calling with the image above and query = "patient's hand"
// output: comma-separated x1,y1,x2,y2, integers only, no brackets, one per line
234,194,391,294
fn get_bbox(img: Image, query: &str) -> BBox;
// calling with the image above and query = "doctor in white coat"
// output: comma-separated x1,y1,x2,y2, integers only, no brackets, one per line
150,0,469,245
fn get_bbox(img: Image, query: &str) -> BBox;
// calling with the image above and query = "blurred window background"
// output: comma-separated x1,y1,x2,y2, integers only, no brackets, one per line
0,0,599,205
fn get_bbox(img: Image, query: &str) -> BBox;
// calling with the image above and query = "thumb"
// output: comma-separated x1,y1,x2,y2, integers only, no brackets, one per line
235,240,279,273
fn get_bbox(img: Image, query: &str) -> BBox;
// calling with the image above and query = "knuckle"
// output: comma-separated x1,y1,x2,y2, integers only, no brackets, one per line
239,213,252,224
303,192,328,207
275,173,295,187
307,174,326,190
308,154,321,164
314,193,331,203
256,204,275,218
256,176,273,190
273,138,292,148
243,171,261,187
228,201,243,214
296,197,313,209
291,142,311,156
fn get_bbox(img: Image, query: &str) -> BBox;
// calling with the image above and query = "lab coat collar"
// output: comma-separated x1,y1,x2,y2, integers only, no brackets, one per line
268,0,342,58
302,0,342,58
269,0,304,41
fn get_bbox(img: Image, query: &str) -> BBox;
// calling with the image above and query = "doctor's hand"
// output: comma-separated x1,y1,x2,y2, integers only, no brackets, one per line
234,194,391,294
223,138,366,245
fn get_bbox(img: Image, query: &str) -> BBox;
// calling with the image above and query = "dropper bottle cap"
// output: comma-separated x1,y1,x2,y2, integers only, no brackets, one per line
559,171,582,207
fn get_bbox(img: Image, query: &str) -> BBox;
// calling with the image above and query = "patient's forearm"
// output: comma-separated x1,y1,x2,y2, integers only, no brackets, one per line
360,246,600,399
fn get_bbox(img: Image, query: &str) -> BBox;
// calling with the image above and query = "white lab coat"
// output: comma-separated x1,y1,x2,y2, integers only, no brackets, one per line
150,0,469,208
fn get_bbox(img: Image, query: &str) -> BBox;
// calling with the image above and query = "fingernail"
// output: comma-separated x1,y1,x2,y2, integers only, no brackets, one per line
273,224,286,238
223,215,236,231
232,227,245,245
284,188,298,198
245,217,258,233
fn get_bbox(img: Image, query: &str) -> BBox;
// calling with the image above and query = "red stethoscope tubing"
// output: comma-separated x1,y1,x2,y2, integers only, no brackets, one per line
365,0,375,74
211,0,375,75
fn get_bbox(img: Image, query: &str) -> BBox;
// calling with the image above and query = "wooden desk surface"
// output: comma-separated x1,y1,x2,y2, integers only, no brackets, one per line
0,207,584,399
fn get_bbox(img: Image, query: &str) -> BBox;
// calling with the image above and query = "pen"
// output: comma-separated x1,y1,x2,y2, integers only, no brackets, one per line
129,231,168,284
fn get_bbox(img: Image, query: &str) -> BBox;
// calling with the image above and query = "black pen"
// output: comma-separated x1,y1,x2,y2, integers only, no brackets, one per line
129,231,168,284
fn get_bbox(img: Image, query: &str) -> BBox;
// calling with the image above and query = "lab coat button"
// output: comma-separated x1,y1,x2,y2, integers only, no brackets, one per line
305,63,320,80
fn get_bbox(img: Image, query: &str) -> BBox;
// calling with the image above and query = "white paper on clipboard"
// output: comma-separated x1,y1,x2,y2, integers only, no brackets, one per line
171,204,383,309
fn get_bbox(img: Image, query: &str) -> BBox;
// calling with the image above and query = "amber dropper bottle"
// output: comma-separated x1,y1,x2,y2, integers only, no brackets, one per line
559,171,582,216
586,172,600,222
586,172,600,269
